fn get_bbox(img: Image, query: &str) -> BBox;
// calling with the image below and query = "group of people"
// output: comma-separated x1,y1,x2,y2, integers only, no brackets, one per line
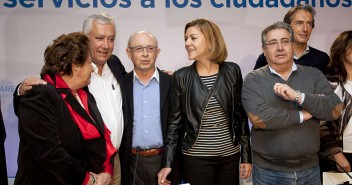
7,3,352,185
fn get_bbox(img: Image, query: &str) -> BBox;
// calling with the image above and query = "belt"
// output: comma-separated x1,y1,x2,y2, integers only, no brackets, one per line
131,147,164,157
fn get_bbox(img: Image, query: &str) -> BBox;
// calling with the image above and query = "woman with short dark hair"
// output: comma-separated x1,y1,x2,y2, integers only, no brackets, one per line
15,32,116,185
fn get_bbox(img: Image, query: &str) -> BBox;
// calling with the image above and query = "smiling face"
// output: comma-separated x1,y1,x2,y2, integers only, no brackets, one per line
290,9,314,46
263,28,294,67
87,21,115,67
126,32,160,74
184,26,209,61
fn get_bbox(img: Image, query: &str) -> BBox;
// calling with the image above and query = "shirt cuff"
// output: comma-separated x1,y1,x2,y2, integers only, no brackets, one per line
299,111,303,123
299,93,305,105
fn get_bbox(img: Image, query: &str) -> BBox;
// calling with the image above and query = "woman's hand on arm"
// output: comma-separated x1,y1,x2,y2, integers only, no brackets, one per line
157,167,172,185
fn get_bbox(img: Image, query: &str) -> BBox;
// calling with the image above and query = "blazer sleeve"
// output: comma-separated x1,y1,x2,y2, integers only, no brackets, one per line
232,65,252,164
162,73,184,168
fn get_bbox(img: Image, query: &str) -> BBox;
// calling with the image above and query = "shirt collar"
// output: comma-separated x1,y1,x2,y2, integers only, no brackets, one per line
92,63,110,76
269,63,298,80
294,45,310,59
133,68,159,83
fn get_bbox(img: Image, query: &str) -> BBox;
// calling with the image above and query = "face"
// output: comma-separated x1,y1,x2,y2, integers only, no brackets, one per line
290,10,314,45
126,32,160,73
74,54,94,87
87,21,115,67
344,45,352,65
185,26,208,61
263,29,294,67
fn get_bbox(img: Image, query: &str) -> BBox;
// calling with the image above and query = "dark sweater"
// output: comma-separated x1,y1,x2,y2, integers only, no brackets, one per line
242,65,341,172
253,46,329,74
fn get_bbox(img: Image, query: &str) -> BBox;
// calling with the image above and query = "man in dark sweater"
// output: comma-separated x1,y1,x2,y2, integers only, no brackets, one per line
253,4,329,74
242,22,342,185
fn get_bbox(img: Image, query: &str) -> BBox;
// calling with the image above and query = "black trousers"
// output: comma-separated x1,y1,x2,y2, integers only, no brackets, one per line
130,153,162,185
183,153,240,185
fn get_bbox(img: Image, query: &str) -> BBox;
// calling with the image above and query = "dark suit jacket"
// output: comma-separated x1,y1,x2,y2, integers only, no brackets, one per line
119,68,173,185
0,98,8,185
15,75,112,185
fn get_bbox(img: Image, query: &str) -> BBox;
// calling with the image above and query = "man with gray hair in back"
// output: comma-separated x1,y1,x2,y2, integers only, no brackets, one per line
242,21,342,185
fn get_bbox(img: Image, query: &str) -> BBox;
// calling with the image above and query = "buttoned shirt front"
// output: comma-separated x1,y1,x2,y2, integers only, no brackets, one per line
132,69,163,149
89,64,124,149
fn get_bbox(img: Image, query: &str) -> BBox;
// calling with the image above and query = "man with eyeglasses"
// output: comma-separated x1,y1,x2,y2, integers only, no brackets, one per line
118,30,174,185
253,4,329,74
241,21,342,185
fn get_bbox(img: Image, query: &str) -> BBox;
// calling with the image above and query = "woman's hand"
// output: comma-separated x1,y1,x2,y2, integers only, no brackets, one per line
157,167,172,185
94,172,111,185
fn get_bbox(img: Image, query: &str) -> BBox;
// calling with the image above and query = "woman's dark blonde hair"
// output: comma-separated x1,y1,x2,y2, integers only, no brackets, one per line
327,30,352,83
41,32,90,77
184,19,228,63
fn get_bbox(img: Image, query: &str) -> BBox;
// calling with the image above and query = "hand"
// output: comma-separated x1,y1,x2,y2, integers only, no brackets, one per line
88,172,97,185
239,163,252,179
19,76,47,95
157,167,172,185
162,70,174,76
334,152,351,172
94,172,111,185
301,109,313,121
273,83,297,102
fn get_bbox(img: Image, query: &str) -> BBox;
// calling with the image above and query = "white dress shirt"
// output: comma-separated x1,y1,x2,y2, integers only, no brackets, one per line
89,64,124,149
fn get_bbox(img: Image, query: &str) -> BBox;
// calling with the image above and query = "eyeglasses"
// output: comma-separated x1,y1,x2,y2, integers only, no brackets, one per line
264,39,291,49
129,46,157,53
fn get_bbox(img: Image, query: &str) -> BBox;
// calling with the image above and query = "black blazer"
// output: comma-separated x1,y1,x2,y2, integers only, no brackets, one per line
15,77,111,185
119,68,172,185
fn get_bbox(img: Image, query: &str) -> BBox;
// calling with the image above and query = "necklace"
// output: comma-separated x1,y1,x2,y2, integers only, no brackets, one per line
75,93,85,109
75,93,96,124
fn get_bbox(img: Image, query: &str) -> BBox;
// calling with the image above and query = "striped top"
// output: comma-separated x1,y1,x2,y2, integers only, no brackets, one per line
182,74,240,157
